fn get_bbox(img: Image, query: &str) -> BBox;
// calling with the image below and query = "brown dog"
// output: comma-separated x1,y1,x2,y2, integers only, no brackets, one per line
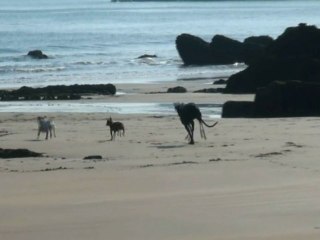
106,117,125,141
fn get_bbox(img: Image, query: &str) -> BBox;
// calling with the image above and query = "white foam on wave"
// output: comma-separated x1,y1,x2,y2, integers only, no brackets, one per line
0,101,221,118
73,61,104,65
14,66,66,73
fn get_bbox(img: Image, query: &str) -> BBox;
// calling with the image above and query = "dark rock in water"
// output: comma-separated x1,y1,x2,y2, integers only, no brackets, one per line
83,155,102,160
213,79,227,85
0,148,43,158
241,36,274,65
43,95,56,100
176,34,213,65
193,88,223,93
0,84,116,101
25,95,41,100
0,94,18,101
138,54,157,59
176,33,271,65
57,95,69,100
69,94,81,100
222,81,320,118
243,35,274,47
167,86,187,93
27,50,48,59
176,33,244,65
268,23,320,58
225,55,320,94
225,24,320,93
222,101,255,118
210,35,244,64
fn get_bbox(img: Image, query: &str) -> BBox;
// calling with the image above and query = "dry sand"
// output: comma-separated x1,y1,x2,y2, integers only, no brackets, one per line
1,81,320,240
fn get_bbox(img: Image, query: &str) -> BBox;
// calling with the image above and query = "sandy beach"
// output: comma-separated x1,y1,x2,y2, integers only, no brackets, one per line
1,81,320,240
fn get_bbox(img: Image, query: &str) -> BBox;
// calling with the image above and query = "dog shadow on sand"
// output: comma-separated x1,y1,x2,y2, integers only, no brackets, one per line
26,139,44,142
150,142,187,149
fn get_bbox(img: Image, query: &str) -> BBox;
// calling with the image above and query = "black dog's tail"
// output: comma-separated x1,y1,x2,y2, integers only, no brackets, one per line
201,120,218,128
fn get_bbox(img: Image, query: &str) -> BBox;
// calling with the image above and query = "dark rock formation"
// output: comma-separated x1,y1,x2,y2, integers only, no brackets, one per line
254,81,320,117
243,35,274,47
176,33,273,65
225,56,320,93
69,94,81,100
0,148,43,158
167,86,187,93
0,84,116,101
138,54,157,59
222,81,320,118
176,34,213,65
267,23,320,58
241,36,273,65
222,101,255,118
213,79,227,85
27,50,48,59
193,88,223,93
225,24,320,93
209,35,244,64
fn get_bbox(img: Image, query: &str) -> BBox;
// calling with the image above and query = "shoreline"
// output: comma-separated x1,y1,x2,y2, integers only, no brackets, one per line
0,81,254,115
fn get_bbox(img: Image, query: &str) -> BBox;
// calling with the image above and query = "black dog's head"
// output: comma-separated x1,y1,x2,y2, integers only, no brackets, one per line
174,102,184,114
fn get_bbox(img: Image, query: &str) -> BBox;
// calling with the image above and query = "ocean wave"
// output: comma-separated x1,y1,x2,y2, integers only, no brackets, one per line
48,45,81,50
0,66,66,74
73,61,104,65
0,55,29,63
132,56,178,66
0,101,222,118
0,48,21,54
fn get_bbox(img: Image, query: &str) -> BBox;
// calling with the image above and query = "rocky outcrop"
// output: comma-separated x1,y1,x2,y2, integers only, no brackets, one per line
176,34,214,65
222,101,255,118
267,23,320,58
225,56,320,93
241,36,273,65
222,81,320,118
167,86,187,93
27,50,48,59
213,79,227,85
176,33,273,65
193,88,224,93
209,35,244,64
0,84,116,101
225,24,320,93
137,54,157,59
243,35,274,47
254,81,320,117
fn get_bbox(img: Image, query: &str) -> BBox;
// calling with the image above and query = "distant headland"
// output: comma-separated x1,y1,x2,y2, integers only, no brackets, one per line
111,0,257,2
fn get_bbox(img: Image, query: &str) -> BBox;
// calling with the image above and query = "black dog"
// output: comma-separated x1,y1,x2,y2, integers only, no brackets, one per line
174,102,218,144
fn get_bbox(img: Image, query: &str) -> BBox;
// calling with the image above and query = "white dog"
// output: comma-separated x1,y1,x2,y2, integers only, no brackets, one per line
37,116,56,140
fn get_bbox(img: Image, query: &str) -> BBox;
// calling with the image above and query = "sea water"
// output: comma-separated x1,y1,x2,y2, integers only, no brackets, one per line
0,0,320,114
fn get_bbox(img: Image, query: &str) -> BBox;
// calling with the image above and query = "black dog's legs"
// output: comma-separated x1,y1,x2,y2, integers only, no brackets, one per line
184,124,193,144
190,121,195,144
110,129,114,140
200,122,206,140
185,121,195,144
